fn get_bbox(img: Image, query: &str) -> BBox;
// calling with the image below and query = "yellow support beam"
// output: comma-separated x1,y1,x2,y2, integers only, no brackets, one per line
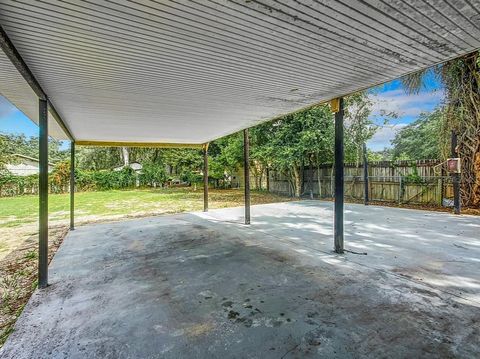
330,98,341,113
75,141,205,149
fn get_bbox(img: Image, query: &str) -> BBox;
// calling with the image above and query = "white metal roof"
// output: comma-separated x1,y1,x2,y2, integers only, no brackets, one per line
0,0,479,144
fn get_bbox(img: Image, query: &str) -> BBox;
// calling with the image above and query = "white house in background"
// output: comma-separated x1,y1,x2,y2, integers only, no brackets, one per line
5,154,54,176
113,162,143,172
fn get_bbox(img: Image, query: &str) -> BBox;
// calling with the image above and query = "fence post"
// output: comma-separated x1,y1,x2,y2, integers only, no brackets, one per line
440,166,445,207
398,175,403,204
437,177,443,206
451,131,461,214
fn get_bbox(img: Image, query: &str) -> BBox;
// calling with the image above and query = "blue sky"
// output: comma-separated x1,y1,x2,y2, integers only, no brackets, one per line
0,72,443,151
0,96,39,137
366,70,444,151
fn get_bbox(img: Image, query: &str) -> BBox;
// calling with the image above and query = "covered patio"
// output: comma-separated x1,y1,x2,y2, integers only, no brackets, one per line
1,201,479,358
0,1,479,357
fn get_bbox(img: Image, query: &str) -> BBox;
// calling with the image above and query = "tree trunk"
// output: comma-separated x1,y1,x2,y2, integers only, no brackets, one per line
308,156,314,199
266,167,270,191
472,150,480,206
293,166,302,197
121,147,129,167
317,164,322,198
445,52,480,207
253,169,260,190
300,161,305,195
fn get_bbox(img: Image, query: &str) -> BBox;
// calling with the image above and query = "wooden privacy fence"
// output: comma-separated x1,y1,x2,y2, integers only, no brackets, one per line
267,160,455,206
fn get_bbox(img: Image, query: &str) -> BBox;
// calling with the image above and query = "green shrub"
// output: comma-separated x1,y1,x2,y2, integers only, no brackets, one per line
180,170,202,185
140,163,167,187
0,173,38,196
403,166,425,184
50,161,70,193
77,167,137,191
0,166,140,196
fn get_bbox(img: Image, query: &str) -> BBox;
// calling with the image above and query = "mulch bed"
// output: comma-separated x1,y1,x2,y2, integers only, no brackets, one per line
344,198,480,215
314,195,479,215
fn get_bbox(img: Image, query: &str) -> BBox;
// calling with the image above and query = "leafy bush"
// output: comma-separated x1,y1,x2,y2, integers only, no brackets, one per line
403,166,425,184
140,163,167,187
50,161,70,193
0,173,38,197
0,166,140,196
180,170,202,185
77,167,137,191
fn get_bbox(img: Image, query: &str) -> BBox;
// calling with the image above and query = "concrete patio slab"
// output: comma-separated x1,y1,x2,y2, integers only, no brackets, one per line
1,201,479,358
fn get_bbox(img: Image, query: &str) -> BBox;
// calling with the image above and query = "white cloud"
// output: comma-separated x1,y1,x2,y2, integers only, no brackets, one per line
369,88,444,119
366,87,444,150
367,124,407,151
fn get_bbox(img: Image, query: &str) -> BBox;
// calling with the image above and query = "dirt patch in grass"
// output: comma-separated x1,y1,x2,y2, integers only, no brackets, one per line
0,225,68,347
0,225,38,261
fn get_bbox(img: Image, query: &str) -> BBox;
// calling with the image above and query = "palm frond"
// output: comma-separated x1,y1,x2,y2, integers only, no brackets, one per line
400,69,428,94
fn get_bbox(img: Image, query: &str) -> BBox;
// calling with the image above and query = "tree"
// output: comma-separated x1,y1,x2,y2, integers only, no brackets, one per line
402,51,480,206
121,147,130,167
0,133,11,170
209,132,244,185
368,148,393,161
391,109,443,160
344,92,378,164
76,146,123,170
0,133,68,163
140,161,167,187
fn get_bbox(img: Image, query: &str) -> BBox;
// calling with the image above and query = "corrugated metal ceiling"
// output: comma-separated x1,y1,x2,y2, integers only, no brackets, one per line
0,0,479,143
0,49,68,139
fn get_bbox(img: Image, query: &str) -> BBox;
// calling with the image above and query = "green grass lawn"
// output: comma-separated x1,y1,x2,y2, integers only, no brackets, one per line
0,187,291,229
0,188,293,260
1,188,192,228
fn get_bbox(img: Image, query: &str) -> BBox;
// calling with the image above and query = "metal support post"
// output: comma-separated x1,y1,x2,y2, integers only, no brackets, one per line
70,141,75,230
244,129,251,225
203,143,209,212
333,98,344,253
38,99,48,288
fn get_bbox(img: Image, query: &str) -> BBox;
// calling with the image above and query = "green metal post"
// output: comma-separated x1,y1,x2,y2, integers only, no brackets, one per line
38,99,48,288
244,129,251,225
203,145,208,212
334,98,344,254
70,141,75,230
